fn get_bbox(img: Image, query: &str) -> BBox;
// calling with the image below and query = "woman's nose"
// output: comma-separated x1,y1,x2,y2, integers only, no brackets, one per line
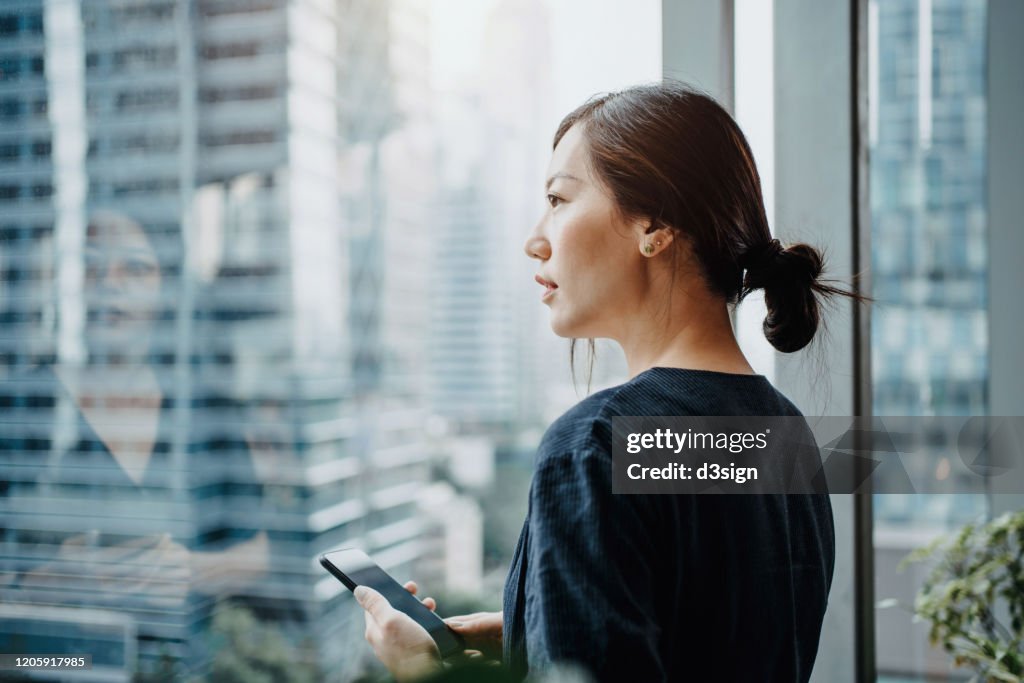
523,224,550,261
100,262,130,290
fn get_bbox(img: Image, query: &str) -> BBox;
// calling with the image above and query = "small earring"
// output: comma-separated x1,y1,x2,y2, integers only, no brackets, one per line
644,243,654,255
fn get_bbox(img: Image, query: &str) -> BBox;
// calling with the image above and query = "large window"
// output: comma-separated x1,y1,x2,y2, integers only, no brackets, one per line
868,1,991,680
0,1,658,680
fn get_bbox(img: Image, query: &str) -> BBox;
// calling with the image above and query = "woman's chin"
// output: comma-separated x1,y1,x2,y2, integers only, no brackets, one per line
548,311,587,339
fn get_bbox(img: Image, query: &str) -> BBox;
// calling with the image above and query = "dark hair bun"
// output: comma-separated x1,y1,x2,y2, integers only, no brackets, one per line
742,242,826,353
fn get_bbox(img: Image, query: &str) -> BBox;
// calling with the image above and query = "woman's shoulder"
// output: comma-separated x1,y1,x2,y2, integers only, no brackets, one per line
617,367,806,418
535,367,805,465
536,384,621,461
534,373,687,462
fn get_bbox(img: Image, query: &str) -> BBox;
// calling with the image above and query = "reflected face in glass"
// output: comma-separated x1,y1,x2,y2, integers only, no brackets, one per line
83,211,162,352
523,123,647,339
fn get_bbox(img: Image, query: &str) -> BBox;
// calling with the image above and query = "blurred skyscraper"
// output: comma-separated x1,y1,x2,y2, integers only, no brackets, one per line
428,0,585,436
870,0,988,525
869,0,990,676
0,1,474,680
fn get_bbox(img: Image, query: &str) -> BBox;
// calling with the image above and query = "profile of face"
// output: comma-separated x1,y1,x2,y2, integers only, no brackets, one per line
83,210,162,357
523,123,669,339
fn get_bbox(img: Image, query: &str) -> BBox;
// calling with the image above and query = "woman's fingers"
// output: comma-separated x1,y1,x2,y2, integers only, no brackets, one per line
441,612,503,660
448,649,497,668
402,580,437,611
444,611,491,623
89,535,168,568
364,608,375,639
354,585,396,624
90,536,187,581
356,585,444,681
444,615,487,630
59,531,95,549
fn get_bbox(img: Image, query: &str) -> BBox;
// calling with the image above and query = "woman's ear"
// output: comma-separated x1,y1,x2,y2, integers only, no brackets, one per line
637,221,674,257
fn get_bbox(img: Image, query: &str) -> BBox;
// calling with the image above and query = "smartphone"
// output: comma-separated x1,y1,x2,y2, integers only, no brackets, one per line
319,548,466,658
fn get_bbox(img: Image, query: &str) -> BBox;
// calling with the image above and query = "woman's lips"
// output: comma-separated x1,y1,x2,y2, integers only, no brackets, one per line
535,275,558,300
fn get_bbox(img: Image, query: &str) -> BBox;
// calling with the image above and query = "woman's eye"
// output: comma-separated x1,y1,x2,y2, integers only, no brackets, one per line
546,194,562,207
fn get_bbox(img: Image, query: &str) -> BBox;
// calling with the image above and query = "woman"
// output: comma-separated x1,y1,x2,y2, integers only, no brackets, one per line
2,210,269,610
355,81,864,682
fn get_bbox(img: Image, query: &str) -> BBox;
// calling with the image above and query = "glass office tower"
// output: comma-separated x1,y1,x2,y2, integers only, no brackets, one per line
0,1,454,680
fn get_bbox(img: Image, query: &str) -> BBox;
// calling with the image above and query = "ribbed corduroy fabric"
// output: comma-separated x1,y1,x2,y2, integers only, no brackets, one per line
501,367,835,682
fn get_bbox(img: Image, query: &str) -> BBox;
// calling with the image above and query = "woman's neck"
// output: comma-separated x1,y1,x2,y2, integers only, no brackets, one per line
54,362,163,486
56,361,161,396
619,299,754,380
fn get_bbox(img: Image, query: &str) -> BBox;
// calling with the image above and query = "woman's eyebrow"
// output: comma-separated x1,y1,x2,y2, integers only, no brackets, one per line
545,172,581,190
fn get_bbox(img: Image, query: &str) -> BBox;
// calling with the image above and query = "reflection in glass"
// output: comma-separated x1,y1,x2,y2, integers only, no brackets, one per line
0,0,659,680
2,209,271,675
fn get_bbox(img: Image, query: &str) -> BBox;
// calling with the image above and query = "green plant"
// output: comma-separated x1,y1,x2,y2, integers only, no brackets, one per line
204,601,322,683
892,510,1024,682
134,647,179,683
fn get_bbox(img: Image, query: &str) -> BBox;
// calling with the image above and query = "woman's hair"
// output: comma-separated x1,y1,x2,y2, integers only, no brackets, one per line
556,80,869,388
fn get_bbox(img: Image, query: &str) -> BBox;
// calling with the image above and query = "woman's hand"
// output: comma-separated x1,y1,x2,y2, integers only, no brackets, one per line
105,533,191,609
443,611,504,661
20,531,191,609
355,583,444,683
406,584,503,666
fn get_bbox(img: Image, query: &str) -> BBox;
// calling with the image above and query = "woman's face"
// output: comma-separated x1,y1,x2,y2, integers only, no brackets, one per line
524,123,651,339
83,212,162,355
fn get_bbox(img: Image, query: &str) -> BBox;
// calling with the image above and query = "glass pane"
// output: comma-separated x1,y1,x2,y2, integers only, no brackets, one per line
869,0,990,680
0,1,659,680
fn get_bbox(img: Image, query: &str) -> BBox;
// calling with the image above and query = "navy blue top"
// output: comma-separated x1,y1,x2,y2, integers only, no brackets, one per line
501,367,835,682
0,364,265,581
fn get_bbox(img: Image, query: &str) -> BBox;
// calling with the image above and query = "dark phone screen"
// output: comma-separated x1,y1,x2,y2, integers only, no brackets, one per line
320,548,465,658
